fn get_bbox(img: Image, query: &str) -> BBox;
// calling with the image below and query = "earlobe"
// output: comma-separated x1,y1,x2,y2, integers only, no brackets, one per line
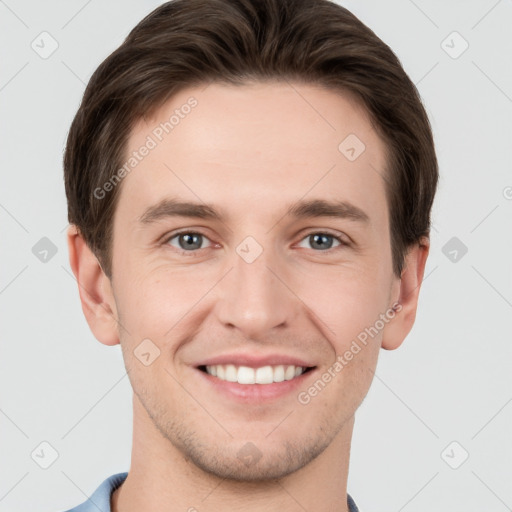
381,237,430,351
67,225,120,346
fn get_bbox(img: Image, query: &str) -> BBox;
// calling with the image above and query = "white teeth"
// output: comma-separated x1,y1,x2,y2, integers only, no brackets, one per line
237,366,255,384
225,364,237,382
273,365,285,382
204,364,308,384
285,365,296,380
255,365,273,384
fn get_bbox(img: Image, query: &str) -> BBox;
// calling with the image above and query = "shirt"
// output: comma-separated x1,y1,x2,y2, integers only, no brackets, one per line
63,472,360,511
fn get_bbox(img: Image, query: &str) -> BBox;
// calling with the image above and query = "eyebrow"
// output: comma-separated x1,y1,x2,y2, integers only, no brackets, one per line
138,197,370,225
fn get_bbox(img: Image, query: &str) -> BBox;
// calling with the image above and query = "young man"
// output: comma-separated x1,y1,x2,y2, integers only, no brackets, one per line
63,0,438,510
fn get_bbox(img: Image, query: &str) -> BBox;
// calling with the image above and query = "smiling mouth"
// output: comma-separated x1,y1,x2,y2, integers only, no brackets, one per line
197,364,316,385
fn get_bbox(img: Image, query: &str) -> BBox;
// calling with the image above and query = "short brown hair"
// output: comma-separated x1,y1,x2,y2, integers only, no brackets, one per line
64,0,438,279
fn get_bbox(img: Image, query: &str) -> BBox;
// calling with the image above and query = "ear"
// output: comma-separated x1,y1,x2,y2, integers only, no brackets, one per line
66,225,120,346
381,237,430,351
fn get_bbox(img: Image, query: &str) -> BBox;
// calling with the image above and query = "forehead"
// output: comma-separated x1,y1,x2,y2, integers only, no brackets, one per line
116,81,389,229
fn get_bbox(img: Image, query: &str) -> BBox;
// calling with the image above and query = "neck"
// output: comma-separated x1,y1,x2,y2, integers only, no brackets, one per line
112,394,354,512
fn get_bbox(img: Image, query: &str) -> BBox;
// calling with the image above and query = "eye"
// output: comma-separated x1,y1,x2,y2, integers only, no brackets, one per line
165,231,213,252
297,232,345,251
162,230,347,254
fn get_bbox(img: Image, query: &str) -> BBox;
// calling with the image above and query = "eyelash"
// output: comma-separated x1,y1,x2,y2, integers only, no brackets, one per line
162,230,349,256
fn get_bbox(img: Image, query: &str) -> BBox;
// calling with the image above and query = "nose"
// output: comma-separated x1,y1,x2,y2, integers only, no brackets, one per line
213,245,295,340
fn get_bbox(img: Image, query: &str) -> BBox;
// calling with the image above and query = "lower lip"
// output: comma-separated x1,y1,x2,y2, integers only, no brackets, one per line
195,367,316,403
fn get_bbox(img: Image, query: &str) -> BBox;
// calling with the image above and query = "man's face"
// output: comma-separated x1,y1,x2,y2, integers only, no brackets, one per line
108,81,400,480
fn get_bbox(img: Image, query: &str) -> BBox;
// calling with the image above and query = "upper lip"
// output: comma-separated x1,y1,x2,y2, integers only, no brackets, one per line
195,353,316,368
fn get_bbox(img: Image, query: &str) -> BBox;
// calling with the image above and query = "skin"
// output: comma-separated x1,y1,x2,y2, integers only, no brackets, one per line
68,81,429,512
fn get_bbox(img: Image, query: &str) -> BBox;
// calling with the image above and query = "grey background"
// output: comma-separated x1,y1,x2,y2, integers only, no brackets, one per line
1,0,511,510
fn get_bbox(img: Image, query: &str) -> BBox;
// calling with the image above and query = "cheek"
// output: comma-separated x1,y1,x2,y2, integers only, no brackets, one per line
115,266,209,341
296,268,389,341
115,243,392,349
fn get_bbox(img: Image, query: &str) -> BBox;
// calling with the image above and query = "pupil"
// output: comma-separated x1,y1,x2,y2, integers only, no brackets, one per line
180,233,201,250
311,234,332,250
